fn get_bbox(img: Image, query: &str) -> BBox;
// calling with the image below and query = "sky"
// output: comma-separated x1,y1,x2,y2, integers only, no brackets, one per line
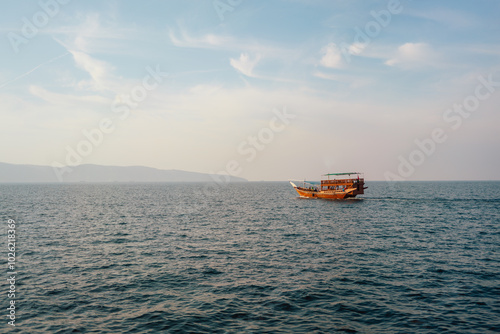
1,0,499,181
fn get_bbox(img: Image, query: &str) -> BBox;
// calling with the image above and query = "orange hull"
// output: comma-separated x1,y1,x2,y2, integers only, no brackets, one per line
292,186,356,199
290,173,366,199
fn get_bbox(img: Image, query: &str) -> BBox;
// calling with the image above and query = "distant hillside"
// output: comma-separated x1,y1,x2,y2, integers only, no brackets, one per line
0,162,247,183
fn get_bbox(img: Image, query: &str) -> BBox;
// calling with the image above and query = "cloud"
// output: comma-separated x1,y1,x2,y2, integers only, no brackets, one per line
28,85,109,111
319,43,343,69
313,71,342,81
168,29,231,49
67,50,119,92
230,53,261,77
169,27,297,60
318,41,370,68
0,52,70,89
50,13,138,55
70,51,111,82
73,13,101,53
385,42,436,68
407,8,479,30
313,71,374,89
347,42,367,56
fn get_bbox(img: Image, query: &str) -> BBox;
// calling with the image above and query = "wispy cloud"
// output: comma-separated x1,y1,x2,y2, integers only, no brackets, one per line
230,53,261,77
52,36,124,93
69,50,116,92
319,43,344,69
407,8,480,29
318,41,371,69
168,29,232,49
313,71,374,89
313,71,342,81
168,27,298,60
0,53,70,89
385,42,438,68
169,26,307,84
29,85,109,106
50,12,139,55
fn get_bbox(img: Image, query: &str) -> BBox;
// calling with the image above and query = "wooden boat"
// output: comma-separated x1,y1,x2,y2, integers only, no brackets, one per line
290,172,366,199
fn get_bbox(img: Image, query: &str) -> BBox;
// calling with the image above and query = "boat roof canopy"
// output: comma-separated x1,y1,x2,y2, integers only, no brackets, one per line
322,172,361,176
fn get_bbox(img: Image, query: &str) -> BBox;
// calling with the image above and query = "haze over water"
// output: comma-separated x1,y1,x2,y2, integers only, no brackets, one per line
2,181,499,333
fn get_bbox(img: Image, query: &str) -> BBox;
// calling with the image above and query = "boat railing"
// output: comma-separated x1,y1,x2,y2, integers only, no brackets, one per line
321,178,364,185
289,180,319,191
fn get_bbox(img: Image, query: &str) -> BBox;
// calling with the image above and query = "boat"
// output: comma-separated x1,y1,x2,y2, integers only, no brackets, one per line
290,172,366,199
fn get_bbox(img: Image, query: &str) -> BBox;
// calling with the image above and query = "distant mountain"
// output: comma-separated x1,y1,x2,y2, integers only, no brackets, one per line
0,162,247,183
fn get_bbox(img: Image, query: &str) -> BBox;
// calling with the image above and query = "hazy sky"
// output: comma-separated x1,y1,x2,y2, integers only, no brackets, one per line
1,0,499,181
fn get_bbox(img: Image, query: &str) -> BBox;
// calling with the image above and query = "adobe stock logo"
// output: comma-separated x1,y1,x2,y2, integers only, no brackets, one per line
213,0,243,21
51,65,168,182
338,0,405,63
210,106,296,183
384,73,499,181
7,0,71,54
188,106,295,214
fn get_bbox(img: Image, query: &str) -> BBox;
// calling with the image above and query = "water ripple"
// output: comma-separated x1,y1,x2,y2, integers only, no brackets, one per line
0,181,498,333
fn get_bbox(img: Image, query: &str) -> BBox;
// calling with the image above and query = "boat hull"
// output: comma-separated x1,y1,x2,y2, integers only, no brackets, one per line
292,186,356,199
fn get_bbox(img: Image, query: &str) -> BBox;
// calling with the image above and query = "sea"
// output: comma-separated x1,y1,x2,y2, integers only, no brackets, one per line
1,181,499,333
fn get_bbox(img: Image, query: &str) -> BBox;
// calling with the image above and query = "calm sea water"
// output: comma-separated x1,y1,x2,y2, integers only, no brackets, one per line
1,181,499,333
